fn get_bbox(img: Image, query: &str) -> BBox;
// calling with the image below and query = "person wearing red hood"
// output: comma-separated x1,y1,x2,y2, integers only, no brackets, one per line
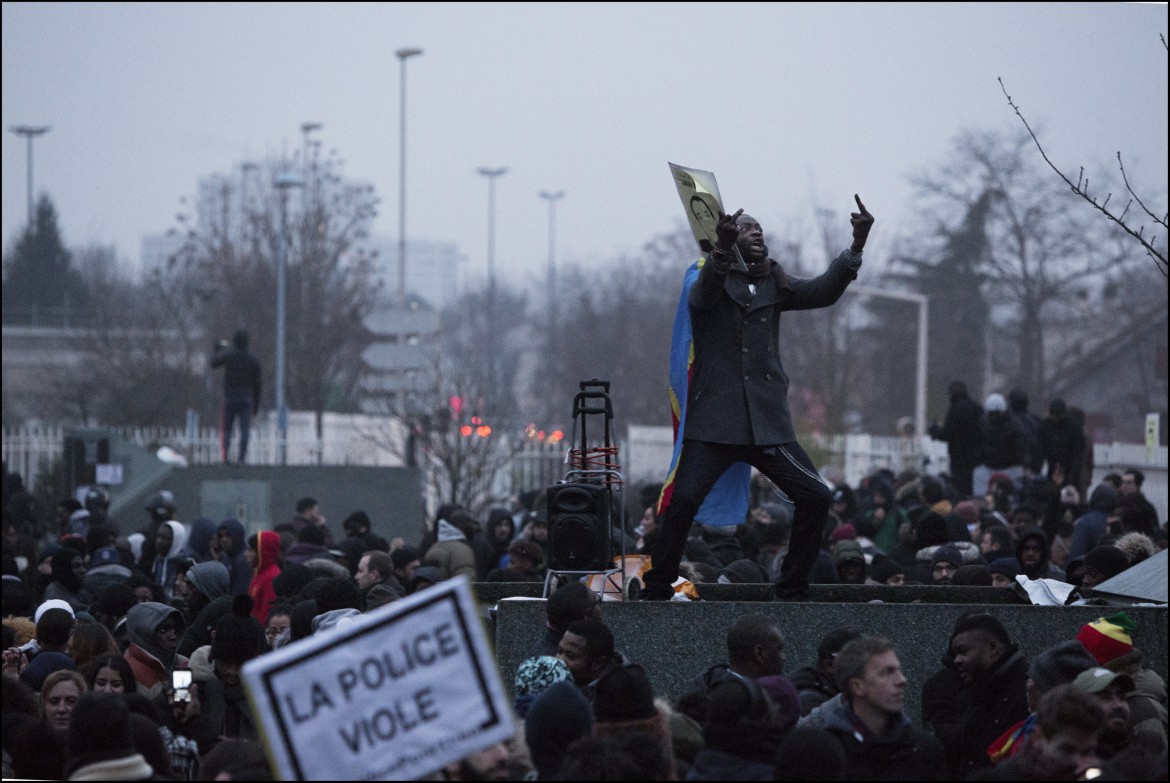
246,531,282,624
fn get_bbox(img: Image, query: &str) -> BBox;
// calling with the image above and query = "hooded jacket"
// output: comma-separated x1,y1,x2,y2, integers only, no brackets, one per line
423,519,477,580
177,561,233,657
821,696,946,780
151,520,189,599
1015,526,1064,581
123,601,187,695
43,548,89,612
216,519,252,596
1069,484,1120,561
186,517,219,561
247,530,282,623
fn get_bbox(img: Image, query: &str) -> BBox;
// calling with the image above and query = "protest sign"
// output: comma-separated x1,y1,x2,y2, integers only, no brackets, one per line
242,576,513,781
669,161,727,251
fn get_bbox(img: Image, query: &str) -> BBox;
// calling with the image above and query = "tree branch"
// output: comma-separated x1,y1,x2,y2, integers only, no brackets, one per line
998,77,1166,276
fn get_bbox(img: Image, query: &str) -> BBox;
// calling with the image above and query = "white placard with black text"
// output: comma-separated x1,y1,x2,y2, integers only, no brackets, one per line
242,576,513,781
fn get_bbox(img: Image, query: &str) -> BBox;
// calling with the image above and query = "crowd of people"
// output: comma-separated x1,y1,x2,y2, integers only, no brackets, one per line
1,446,1166,779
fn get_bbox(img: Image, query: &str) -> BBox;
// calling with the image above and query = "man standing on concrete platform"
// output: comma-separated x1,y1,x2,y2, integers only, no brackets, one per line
211,329,261,465
644,196,873,601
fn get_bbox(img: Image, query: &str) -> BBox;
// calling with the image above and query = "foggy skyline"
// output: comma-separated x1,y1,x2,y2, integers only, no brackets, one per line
3,3,1166,289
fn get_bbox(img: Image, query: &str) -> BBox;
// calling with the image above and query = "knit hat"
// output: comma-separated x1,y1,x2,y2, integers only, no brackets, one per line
272,563,314,599
90,546,121,567
1076,611,1136,665
869,557,904,584
756,674,801,733
1027,640,1097,694
985,393,1007,412
390,546,421,572
718,559,771,584
525,680,592,780
953,501,980,526
514,656,572,698
952,564,992,586
832,539,865,566
34,599,76,624
593,664,657,723
829,523,857,543
987,557,1020,579
1071,667,1135,695
1082,545,1130,582
18,651,76,691
931,544,964,570
211,595,266,665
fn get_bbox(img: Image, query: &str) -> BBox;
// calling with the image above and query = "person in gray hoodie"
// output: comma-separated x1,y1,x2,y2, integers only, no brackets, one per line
177,561,232,657
123,602,187,696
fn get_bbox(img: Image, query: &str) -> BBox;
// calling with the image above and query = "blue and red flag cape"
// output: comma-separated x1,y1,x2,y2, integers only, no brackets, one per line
656,257,751,526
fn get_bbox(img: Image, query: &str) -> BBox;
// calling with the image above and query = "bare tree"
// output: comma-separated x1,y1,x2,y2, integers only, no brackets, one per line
998,36,1167,276
172,148,381,439
909,129,1128,404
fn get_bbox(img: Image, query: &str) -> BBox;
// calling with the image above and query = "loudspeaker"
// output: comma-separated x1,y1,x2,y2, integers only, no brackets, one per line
547,482,611,571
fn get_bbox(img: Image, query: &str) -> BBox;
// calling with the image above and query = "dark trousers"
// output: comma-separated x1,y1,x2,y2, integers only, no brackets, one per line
645,440,832,598
223,395,253,463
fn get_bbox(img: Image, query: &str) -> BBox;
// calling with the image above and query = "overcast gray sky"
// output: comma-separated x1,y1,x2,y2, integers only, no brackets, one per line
3,2,1166,288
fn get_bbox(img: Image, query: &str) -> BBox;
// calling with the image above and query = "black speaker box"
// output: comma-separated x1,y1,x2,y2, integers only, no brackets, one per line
546,482,612,571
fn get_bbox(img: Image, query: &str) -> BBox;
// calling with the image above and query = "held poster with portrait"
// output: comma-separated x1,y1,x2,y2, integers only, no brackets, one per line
669,162,726,252
241,576,513,781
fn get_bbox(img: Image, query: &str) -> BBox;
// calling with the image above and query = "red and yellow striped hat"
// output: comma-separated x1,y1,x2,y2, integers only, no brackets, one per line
1076,611,1136,664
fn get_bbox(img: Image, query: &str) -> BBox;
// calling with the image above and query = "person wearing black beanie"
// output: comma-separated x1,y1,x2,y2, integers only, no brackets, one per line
200,594,265,742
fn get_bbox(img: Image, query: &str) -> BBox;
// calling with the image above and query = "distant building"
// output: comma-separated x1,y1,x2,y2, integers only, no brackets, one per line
366,236,465,310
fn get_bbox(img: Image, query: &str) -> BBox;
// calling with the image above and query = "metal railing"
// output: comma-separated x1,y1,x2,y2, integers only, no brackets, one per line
4,421,1164,521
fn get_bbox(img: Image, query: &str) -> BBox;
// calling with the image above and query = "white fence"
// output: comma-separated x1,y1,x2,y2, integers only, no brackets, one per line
4,419,1165,522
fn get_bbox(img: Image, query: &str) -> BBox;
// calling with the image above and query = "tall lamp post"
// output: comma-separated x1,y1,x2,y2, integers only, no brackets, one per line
539,189,564,419
477,166,507,393
273,170,304,465
396,47,423,302
850,285,929,439
8,125,50,225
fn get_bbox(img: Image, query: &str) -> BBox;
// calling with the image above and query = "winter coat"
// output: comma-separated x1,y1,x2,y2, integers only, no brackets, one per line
821,697,946,780
423,520,477,581
124,601,188,696
1015,527,1065,581
979,411,1028,470
247,530,282,624
684,249,859,446
789,664,840,716
686,747,775,781
150,520,189,600
954,645,1030,778
216,519,252,596
1069,484,1120,561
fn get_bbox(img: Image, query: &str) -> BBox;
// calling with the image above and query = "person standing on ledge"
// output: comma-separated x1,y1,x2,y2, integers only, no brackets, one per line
211,329,262,465
643,195,873,601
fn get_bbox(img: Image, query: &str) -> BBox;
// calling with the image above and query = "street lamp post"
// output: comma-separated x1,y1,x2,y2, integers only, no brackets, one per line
849,285,929,439
273,170,305,465
539,189,564,418
8,125,50,224
396,47,423,302
477,166,507,393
